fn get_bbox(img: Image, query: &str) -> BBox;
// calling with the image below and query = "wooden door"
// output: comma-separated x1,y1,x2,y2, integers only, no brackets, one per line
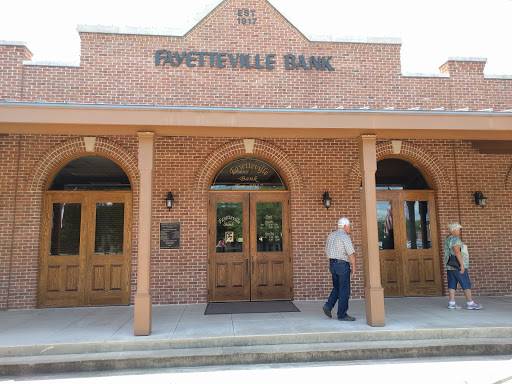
38,191,132,307
208,193,250,302
85,191,132,305
400,191,441,296
376,192,402,297
376,190,442,297
208,192,292,302
38,192,88,307
250,192,292,301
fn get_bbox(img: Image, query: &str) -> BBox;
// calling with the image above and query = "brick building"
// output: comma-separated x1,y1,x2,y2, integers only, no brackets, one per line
1,0,511,334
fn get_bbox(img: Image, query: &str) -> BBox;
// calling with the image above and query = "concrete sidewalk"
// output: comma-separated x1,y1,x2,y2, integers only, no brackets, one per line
0,296,511,375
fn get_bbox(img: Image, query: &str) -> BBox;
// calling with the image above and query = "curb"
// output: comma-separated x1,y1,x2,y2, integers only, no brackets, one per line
1,337,511,376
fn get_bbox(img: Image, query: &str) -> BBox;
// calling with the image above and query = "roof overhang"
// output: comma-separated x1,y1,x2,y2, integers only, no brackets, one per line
1,103,512,141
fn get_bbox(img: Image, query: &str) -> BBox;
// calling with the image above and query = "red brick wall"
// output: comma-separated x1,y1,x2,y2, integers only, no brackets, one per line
0,44,31,100
449,141,512,295
1,0,511,110
150,136,512,304
1,0,512,308
0,135,140,309
0,135,20,308
1,134,511,309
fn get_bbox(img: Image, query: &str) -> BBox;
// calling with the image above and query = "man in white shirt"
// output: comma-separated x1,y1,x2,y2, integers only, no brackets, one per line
322,217,356,321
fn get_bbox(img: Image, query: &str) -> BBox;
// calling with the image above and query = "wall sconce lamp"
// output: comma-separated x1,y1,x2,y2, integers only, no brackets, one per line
322,191,332,210
165,192,174,211
474,191,487,208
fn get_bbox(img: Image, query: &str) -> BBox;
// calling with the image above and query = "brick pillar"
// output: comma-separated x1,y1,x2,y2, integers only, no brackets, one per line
134,132,156,336
359,135,385,327
0,42,32,100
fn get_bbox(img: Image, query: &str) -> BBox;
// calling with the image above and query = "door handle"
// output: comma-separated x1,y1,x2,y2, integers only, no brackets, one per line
246,259,248,274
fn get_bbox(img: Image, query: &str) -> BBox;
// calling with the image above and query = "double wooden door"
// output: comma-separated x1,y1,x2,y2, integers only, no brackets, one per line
377,190,442,297
208,192,292,302
38,191,132,307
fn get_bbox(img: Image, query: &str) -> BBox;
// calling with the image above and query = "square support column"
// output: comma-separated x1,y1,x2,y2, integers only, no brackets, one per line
134,132,156,336
359,135,386,327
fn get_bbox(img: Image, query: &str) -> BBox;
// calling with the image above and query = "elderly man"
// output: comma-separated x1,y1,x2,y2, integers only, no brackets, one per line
322,217,356,321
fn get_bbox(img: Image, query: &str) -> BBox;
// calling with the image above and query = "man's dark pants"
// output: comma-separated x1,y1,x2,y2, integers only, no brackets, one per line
324,260,351,319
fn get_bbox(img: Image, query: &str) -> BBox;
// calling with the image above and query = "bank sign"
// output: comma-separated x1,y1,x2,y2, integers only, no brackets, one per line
155,51,335,71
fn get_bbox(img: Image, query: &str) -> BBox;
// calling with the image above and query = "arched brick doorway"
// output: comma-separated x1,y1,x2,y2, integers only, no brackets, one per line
375,158,442,297
207,156,292,302
37,155,133,307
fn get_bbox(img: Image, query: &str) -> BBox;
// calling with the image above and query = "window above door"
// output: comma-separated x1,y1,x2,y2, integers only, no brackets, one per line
211,157,287,191
49,155,131,191
376,158,430,190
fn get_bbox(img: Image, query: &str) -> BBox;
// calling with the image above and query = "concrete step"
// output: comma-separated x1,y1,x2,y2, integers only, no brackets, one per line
1,326,511,358
1,337,511,375
1,327,512,375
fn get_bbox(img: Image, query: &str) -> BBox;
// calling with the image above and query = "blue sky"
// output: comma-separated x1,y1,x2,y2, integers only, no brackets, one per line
1,0,511,75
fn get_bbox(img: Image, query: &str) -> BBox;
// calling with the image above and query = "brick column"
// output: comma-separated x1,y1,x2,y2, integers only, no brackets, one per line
359,135,385,326
134,132,156,336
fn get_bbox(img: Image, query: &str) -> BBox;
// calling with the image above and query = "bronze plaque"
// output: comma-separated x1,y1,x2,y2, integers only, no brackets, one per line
160,222,180,250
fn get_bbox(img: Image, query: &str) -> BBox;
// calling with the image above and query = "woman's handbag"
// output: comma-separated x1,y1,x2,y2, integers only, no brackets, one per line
447,254,461,269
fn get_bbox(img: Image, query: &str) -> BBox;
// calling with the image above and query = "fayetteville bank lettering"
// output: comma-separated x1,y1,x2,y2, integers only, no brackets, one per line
155,51,334,71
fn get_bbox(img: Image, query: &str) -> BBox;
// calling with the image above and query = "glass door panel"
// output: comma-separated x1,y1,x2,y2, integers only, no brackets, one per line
404,201,431,249
50,203,82,255
94,202,125,255
256,202,283,252
377,201,394,250
216,202,243,253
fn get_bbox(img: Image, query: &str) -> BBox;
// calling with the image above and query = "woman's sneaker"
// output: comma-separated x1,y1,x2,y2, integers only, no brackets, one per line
467,302,483,310
448,302,462,309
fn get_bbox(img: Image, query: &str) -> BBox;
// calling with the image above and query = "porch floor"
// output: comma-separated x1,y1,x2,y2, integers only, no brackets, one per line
0,296,511,375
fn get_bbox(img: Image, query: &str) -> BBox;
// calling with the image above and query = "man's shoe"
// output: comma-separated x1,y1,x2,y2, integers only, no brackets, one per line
322,305,332,318
467,302,483,310
448,302,462,309
338,315,356,321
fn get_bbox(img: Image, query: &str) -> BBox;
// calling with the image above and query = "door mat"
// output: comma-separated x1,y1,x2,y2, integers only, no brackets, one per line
205,301,300,315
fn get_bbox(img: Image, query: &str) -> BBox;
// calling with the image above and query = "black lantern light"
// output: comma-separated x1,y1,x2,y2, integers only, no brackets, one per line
474,191,487,208
322,191,332,210
165,192,174,211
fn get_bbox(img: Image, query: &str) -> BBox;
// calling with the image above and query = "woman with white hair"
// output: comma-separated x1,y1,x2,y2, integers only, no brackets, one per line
444,222,482,310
